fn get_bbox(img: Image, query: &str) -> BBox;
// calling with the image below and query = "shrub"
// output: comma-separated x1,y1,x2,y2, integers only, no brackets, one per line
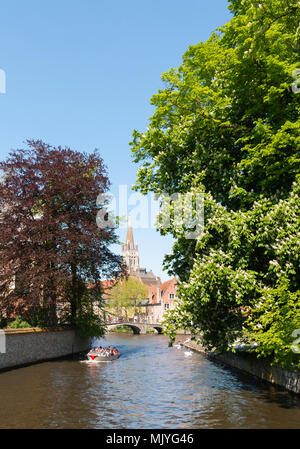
8,316,31,329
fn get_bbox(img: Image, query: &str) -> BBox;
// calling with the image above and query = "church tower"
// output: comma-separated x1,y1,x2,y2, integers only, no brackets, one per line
122,218,140,273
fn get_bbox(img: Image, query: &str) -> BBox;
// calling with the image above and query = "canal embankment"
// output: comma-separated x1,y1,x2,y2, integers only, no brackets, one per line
177,336,300,394
0,328,90,372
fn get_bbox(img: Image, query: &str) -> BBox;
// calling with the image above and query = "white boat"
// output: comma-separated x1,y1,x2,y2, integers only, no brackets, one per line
87,351,120,362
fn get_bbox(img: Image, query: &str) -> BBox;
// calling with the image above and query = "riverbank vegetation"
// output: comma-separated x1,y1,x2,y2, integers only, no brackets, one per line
8,316,31,329
131,0,300,369
0,140,124,337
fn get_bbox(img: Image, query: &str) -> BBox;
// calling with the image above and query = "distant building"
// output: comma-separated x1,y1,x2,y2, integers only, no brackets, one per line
160,278,177,313
120,220,177,323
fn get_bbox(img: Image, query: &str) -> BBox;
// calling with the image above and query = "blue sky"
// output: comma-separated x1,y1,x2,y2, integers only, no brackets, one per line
0,0,231,281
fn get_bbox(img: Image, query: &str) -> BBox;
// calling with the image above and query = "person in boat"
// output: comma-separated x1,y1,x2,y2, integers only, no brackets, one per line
113,347,118,355
91,346,101,354
88,348,97,358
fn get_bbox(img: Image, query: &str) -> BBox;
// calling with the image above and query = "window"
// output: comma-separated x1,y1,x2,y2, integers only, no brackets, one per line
169,293,175,299
164,303,170,310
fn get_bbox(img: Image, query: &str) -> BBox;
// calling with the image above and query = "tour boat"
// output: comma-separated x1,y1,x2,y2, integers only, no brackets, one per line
87,351,120,362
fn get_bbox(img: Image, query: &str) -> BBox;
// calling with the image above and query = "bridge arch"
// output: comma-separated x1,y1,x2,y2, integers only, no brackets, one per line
150,326,163,334
106,322,164,335
107,323,141,334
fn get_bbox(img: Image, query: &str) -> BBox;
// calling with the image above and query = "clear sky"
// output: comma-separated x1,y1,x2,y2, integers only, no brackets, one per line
0,0,231,281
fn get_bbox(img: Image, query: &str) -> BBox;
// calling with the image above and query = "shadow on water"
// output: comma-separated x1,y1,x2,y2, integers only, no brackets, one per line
194,356,300,410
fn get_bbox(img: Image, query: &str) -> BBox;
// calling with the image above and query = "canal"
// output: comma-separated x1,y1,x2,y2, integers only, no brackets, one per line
0,334,299,428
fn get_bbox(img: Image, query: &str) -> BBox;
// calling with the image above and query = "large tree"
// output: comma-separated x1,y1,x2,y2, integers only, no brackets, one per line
130,0,300,367
132,0,299,209
0,140,123,335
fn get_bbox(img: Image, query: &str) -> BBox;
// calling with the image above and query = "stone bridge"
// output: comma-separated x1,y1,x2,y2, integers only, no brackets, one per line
106,322,163,335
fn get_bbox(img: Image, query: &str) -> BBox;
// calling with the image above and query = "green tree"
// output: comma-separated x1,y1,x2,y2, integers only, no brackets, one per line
106,277,148,321
131,0,300,368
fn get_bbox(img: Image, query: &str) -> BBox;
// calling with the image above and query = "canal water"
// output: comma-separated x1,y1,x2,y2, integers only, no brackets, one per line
0,334,299,428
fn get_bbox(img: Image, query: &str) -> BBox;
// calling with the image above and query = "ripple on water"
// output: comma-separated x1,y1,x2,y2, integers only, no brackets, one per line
0,334,299,428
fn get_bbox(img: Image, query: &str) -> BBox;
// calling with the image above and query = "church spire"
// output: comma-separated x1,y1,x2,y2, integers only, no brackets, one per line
122,217,140,273
126,217,134,250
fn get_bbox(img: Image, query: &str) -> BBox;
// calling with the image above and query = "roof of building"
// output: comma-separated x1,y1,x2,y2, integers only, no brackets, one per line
161,277,177,303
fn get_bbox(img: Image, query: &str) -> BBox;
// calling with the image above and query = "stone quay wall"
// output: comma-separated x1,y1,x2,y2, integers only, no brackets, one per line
0,328,91,372
177,337,300,395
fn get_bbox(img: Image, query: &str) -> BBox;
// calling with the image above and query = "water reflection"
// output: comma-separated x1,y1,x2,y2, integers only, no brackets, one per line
0,334,299,428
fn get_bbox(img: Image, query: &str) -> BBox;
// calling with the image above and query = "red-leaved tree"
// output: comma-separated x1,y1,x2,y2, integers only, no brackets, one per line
0,140,124,333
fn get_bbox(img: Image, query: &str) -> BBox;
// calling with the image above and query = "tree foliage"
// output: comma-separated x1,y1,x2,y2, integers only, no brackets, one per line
131,0,300,368
106,277,148,320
